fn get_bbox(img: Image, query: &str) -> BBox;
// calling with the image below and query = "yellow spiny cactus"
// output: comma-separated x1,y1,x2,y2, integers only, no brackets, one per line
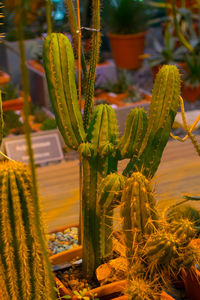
0,161,53,300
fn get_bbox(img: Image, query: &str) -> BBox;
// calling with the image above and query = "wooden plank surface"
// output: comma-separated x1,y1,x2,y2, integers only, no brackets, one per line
37,139,200,231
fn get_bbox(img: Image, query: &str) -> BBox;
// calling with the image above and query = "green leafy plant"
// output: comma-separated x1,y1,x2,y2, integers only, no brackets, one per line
103,69,133,94
41,118,57,131
103,0,149,34
3,110,23,136
184,52,200,87
1,83,19,101
147,23,187,67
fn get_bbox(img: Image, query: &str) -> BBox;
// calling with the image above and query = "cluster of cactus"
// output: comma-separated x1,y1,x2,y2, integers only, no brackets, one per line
0,161,53,299
43,8,182,278
120,174,200,298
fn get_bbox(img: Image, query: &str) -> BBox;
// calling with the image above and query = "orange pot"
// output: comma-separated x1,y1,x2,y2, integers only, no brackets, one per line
182,84,200,103
182,267,200,300
51,246,125,299
113,291,175,300
108,32,146,70
2,97,24,111
0,71,10,87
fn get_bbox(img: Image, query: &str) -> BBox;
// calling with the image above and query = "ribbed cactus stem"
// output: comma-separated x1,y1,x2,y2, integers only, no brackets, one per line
124,65,181,178
121,172,157,263
43,33,86,149
0,162,52,299
83,0,101,130
80,105,119,279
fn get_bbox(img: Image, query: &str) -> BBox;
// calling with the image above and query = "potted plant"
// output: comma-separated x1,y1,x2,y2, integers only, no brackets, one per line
103,0,149,69
43,10,187,292
1,82,27,111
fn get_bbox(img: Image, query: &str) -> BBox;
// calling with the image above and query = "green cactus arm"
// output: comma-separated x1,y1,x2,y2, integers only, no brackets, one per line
118,108,148,159
0,91,3,147
43,33,86,150
65,0,88,80
97,173,126,260
83,0,101,131
123,65,181,178
87,104,119,158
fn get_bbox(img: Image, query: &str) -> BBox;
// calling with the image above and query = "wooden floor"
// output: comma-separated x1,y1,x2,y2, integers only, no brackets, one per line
37,139,200,231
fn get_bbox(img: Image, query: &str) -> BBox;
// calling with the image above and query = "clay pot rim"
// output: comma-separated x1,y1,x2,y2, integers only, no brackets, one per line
108,31,146,39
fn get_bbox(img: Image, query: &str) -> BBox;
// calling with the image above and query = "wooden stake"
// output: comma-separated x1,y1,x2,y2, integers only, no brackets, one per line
76,0,83,245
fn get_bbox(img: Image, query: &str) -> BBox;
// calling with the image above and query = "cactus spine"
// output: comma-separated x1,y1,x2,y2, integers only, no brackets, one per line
0,161,52,300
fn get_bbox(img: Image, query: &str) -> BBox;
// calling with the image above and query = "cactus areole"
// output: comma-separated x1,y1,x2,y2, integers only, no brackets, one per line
43,27,181,279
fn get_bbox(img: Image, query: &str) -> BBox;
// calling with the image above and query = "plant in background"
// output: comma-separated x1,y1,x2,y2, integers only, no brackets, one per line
1,82,19,101
147,23,187,67
184,51,200,87
41,118,57,131
103,69,133,94
103,0,149,34
3,110,23,136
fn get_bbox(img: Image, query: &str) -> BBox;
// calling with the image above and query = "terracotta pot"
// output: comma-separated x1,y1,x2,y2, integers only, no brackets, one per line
0,71,10,87
113,291,175,300
182,267,200,300
108,32,146,70
2,97,24,111
182,84,200,103
51,245,125,299
2,92,31,111
28,60,45,74
181,239,200,300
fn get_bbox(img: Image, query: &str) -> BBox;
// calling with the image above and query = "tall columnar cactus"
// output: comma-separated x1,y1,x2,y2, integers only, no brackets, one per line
43,29,181,279
121,172,158,263
80,104,120,277
0,161,52,300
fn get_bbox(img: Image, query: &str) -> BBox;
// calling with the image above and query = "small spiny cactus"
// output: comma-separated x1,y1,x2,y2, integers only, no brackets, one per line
121,172,158,263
